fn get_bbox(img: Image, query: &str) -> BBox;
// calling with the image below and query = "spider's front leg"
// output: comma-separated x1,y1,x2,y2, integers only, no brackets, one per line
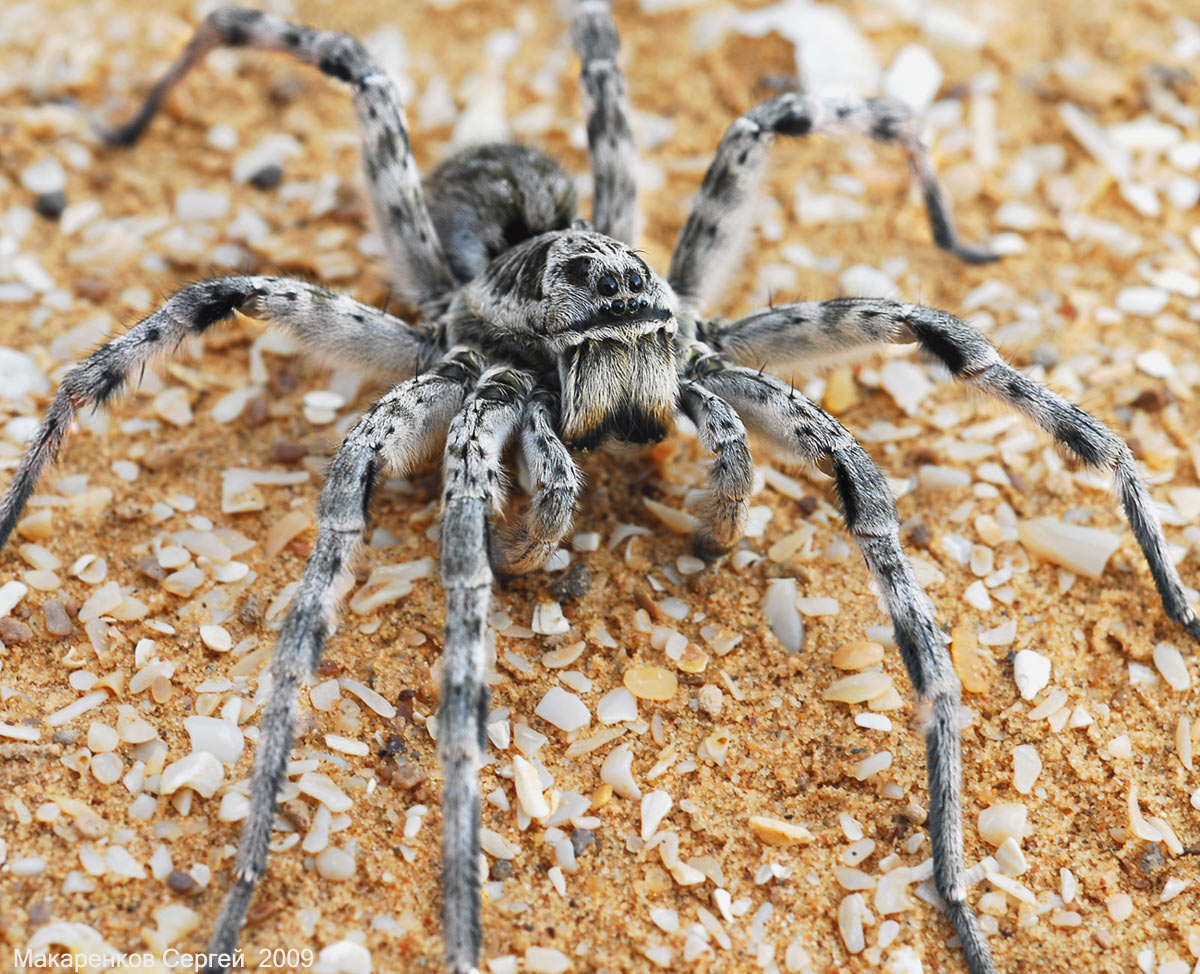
678,377,755,559
203,349,482,973
688,349,996,974
669,92,994,308
712,297,1200,640
90,6,454,309
490,388,583,576
0,275,435,551
439,366,537,974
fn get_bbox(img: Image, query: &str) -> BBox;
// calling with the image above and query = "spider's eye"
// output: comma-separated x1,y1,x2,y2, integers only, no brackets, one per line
628,272,644,293
597,275,618,297
610,299,625,315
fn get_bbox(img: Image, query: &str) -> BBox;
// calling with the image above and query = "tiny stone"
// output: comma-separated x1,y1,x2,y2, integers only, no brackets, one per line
0,618,34,643
551,561,591,602
21,157,66,194
248,163,284,190
315,846,356,881
167,870,197,894
34,191,67,220
570,828,596,857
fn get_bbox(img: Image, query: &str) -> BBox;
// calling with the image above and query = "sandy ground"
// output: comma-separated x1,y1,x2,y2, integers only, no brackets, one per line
0,1,1198,973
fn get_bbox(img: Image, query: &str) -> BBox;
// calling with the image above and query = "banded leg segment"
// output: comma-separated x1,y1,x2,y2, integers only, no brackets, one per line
669,93,994,307
0,275,436,552
708,297,914,370
695,354,995,974
202,352,481,974
491,389,582,575
718,296,1200,640
571,0,639,244
439,367,535,974
95,6,453,308
679,378,754,559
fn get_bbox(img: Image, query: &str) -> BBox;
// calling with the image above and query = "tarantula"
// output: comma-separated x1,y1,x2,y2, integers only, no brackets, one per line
2,4,1196,973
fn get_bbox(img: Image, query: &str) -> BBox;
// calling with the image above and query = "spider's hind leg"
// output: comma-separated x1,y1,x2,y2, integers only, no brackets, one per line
93,6,453,309
570,0,639,244
669,92,994,308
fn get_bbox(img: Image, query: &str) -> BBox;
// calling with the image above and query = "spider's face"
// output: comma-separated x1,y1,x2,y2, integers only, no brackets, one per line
457,230,680,450
540,231,675,345
541,231,679,450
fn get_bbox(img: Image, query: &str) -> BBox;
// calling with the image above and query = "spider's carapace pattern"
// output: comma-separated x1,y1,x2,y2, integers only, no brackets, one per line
2,4,1196,974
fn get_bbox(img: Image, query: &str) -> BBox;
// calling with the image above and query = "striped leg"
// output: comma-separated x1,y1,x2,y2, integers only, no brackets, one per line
93,6,453,308
491,389,582,575
679,377,754,559
439,366,535,974
693,351,996,974
669,93,994,307
571,0,639,244
715,296,1200,641
0,275,436,552
202,350,482,974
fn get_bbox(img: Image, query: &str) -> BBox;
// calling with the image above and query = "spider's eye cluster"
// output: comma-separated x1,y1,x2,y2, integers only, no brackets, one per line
597,275,618,297
604,295,650,317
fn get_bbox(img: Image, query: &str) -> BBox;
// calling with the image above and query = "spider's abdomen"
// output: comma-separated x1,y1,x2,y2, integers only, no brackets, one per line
424,144,578,285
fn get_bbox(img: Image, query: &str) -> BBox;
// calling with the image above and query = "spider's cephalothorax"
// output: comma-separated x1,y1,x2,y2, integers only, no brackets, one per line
4,4,1198,974
452,228,681,450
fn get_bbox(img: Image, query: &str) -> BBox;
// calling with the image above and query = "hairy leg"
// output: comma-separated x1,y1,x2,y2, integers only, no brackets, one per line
689,349,996,974
201,349,482,973
678,377,754,559
439,366,536,974
491,389,582,575
715,296,1200,640
571,0,639,244
0,275,438,551
669,93,994,307
92,6,453,308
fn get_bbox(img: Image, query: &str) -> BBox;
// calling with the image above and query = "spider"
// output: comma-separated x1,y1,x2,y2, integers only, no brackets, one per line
2,3,1196,974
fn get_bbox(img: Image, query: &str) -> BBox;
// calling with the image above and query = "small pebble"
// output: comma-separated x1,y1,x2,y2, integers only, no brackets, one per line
200,625,233,653
623,666,678,701
21,157,66,194
315,847,356,881
1115,286,1169,316
248,163,284,190
34,191,67,220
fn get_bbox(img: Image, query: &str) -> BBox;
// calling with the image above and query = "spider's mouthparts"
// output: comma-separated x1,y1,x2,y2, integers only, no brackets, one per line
567,303,672,334
557,333,677,450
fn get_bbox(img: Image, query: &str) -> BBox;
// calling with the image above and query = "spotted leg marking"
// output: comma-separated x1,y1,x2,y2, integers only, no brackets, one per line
491,389,582,575
571,0,639,244
694,351,996,974
439,366,535,974
0,275,438,552
669,92,994,307
92,6,453,309
201,349,483,974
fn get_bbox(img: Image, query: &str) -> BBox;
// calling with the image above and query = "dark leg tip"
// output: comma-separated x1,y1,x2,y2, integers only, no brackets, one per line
952,243,1000,265
692,534,731,564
